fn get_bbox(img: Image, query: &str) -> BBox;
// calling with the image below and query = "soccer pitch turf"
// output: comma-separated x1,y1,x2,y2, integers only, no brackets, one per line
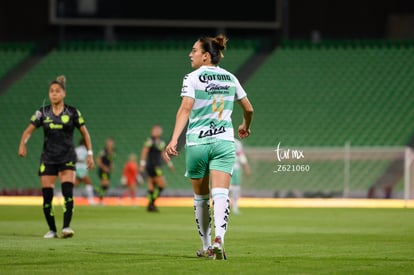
1,205,414,274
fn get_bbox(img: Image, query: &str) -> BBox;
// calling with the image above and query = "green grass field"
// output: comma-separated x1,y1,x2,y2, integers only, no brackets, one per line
1,205,414,274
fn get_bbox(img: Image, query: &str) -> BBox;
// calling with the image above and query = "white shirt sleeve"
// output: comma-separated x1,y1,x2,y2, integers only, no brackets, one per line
180,73,195,99
234,76,247,100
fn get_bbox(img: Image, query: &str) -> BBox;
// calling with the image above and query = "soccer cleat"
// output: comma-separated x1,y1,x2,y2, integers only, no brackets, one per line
43,230,58,239
88,199,97,206
61,227,75,238
213,236,227,260
147,204,159,212
196,246,214,258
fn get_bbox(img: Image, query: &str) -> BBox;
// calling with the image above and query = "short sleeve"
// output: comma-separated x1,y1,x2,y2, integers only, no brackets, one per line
74,109,85,128
30,109,43,128
144,138,153,148
234,77,247,100
180,73,195,99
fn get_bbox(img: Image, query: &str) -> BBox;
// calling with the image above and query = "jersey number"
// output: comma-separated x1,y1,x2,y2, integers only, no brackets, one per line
212,95,224,120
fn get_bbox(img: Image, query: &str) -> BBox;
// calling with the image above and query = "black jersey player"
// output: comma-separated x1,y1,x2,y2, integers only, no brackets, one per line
139,125,174,212
18,75,94,239
96,137,116,204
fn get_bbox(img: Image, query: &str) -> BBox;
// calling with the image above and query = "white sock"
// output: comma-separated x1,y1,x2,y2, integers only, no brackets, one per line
85,185,94,201
230,185,241,212
194,194,211,250
211,187,230,244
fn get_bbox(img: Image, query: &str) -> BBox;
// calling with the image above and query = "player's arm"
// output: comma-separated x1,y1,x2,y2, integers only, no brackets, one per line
165,96,194,160
96,152,106,172
240,155,251,177
79,125,94,170
237,97,254,139
18,124,36,158
161,147,175,172
139,144,150,172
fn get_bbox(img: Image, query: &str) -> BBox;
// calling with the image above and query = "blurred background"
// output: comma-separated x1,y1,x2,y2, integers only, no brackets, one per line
1,0,414,199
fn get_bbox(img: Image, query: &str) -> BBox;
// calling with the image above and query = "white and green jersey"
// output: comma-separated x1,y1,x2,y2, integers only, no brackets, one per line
181,65,247,146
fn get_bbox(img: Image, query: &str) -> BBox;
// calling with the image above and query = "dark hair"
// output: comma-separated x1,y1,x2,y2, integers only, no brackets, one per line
50,75,66,90
198,34,228,65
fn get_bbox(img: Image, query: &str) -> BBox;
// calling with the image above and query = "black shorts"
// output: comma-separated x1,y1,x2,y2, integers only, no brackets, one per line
38,162,76,176
146,166,164,178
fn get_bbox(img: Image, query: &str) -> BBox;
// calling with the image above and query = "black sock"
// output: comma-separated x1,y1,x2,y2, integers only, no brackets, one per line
42,187,56,232
61,182,74,228
147,190,154,205
98,185,108,199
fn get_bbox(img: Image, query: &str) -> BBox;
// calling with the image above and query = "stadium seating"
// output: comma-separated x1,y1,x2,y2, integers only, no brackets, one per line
0,42,34,79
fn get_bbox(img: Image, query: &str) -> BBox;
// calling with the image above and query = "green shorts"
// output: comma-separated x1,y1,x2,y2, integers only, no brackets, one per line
230,168,242,186
185,140,236,179
76,167,88,179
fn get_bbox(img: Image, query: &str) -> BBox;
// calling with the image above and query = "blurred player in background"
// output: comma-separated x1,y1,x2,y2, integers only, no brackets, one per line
75,137,96,205
18,75,94,238
96,137,116,205
164,34,254,260
230,138,251,215
120,153,140,206
140,124,175,212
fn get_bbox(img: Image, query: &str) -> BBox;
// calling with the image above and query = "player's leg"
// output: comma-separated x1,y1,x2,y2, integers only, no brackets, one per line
40,166,58,238
230,169,242,214
83,175,95,205
146,176,156,211
59,168,76,238
151,171,166,207
210,170,231,260
186,144,213,257
209,141,236,260
128,183,137,206
191,176,212,257
97,171,110,204
229,185,241,214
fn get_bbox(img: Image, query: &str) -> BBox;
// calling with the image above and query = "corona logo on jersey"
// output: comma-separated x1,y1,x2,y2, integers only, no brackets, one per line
198,73,231,83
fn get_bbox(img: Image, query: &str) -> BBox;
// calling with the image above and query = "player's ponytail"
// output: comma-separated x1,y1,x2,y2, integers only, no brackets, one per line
50,75,66,90
198,34,228,65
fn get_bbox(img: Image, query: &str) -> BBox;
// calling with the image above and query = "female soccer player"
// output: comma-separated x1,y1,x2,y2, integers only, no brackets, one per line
18,75,94,239
120,153,139,205
164,34,254,260
230,138,251,215
96,137,116,205
139,124,174,212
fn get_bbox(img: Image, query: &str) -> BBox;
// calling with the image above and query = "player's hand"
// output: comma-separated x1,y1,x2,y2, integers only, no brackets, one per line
18,144,27,158
164,140,178,161
167,161,175,172
87,155,95,170
238,125,250,139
